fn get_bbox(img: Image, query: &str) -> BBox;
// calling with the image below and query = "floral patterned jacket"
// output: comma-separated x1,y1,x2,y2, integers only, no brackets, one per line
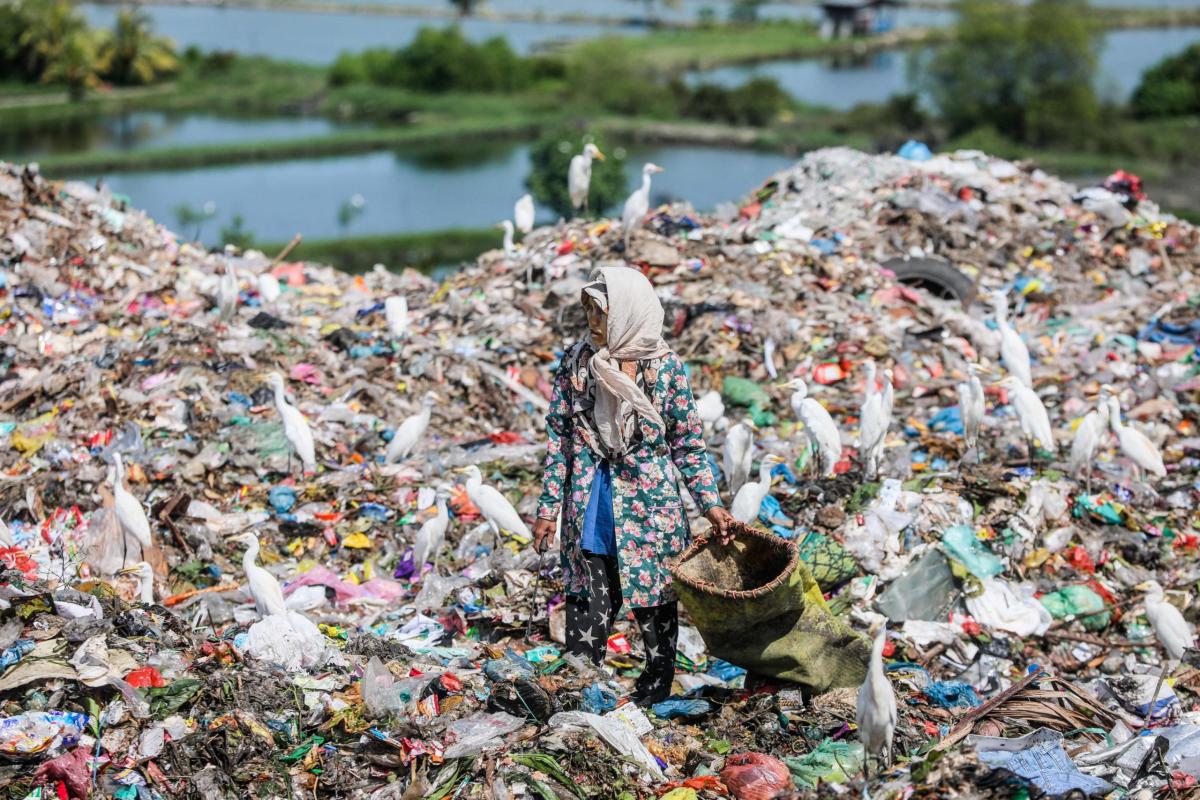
536,343,723,608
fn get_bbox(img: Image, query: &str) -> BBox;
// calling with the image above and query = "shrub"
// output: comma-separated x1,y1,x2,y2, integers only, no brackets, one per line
1131,43,1200,118
525,128,628,218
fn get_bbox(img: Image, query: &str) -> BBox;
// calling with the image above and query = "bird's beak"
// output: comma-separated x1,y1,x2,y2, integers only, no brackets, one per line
451,466,470,474
494,223,505,230
117,565,141,576
652,166,665,174
1134,581,1152,591
593,149,606,162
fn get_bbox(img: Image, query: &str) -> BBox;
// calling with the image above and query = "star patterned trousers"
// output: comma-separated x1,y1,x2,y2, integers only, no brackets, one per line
565,552,678,702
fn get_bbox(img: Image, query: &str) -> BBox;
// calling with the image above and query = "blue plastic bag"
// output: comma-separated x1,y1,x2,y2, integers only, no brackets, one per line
898,140,933,161
651,697,712,720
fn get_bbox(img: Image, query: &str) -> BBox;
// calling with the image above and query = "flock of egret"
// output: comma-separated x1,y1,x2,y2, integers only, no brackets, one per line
497,143,664,253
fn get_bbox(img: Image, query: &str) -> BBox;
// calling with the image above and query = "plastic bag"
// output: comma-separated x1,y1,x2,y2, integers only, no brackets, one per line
413,574,469,611
941,525,1004,579
786,739,864,787
441,712,524,758
549,711,663,780
361,657,403,719
1039,585,1109,630
720,753,794,800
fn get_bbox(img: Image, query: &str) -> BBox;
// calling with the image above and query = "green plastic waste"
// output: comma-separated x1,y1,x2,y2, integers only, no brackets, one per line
796,532,858,592
669,525,869,694
942,525,1004,579
721,376,776,426
785,738,865,787
1039,585,1110,630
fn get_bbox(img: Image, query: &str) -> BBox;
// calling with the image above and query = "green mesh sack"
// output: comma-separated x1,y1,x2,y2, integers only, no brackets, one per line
669,524,869,694
795,532,858,592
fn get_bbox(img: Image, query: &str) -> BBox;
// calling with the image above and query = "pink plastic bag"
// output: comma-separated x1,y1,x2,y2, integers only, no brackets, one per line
720,753,794,800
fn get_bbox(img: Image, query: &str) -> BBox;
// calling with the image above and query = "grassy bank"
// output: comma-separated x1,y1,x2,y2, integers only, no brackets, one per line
260,228,499,273
34,115,552,175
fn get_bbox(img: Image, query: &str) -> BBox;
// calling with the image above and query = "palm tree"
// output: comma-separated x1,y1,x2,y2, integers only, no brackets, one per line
41,28,100,98
97,8,178,85
17,0,90,82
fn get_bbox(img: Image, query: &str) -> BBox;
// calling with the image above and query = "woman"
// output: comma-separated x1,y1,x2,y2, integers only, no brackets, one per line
531,266,734,705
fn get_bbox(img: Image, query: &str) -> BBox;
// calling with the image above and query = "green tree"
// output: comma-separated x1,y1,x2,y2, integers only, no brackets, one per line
525,129,628,219
921,0,1024,139
96,8,178,86
1020,0,1098,145
920,0,1098,145
1131,43,1200,118
16,0,91,83
41,28,100,98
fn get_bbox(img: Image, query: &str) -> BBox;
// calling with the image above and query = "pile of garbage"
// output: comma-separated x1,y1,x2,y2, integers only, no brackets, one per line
1,145,1200,799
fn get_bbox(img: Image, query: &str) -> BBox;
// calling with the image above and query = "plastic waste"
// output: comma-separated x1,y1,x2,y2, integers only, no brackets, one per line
785,739,864,787
941,525,1004,579
968,728,1114,796
720,753,795,800
362,657,403,719
1039,585,1109,630
441,712,524,758
549,711,664,780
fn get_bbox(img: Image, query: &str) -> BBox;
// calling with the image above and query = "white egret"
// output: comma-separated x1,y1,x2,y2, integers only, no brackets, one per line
998,376,1054,464
257,271,281,305
856,620,897,777
217,260,238,322
385,391,437,464
568,142,604,214
514,193,535,234
455,465,530,542
782,378,841,478
723,420,756,496
228,530,287,617
268,373,316,474
956,364,985,462
992,291,1032,388
112,453,152,557
1107,393,1166,484
1139,580,1192,662
1137,580,1193,724
117,561,156,605
622,163,664,249
859,360,890,480
385,295,408,338
731,454,783,523
413,485,451,571
227,531,327,670
1068,394,1110,492
498,220,515,255
696,390,726,433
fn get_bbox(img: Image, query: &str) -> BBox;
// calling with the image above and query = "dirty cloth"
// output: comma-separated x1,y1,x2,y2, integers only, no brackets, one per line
537,349,722,608
565,553,677,701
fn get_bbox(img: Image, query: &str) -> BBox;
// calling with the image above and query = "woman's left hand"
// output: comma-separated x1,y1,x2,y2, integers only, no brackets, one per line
705,507,735,546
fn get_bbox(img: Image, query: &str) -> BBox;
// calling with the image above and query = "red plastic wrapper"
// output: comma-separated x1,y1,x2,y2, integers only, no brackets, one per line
607,633,631,654
488,431,524,445
812,362,846,385
125,666,167,688
720,753,794,800
1066,546,1096,574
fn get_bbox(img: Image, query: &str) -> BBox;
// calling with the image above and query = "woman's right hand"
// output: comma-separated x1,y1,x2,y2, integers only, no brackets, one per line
532,518,557,552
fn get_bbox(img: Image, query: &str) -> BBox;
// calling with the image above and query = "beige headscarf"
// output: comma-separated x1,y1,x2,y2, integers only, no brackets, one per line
582,266,670,455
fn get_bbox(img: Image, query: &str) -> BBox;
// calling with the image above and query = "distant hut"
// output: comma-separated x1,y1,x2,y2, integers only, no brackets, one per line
818,0,902,37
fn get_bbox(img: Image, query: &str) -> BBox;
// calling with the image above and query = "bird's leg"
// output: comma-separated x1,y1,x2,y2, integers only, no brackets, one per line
1026,438,1035,469
1086,464,1093,496
1144,656,1170,728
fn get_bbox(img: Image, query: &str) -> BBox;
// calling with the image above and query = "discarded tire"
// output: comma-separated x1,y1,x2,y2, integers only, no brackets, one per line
885,256,976,304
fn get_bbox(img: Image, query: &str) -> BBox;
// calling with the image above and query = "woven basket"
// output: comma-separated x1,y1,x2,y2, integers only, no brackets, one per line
669,523,869,693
